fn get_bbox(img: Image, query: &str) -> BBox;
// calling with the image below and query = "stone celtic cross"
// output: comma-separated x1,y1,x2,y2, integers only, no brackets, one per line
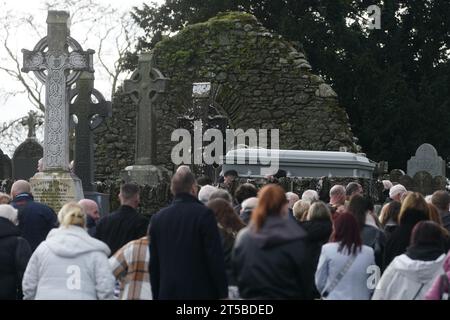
21,110,43,139
124,52,169,166
69,72,111,191
22,11,94,172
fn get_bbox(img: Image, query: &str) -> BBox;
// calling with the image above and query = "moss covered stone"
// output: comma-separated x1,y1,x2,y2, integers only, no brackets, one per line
95,11,359,180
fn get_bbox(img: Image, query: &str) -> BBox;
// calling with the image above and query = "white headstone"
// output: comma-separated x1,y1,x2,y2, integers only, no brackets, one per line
407,143,446,178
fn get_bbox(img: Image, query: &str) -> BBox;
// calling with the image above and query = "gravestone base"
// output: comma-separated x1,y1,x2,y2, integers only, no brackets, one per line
122,165,171,186
30,171,84,213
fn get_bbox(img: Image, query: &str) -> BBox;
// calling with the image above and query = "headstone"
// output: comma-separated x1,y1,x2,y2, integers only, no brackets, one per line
407,143,446,178
398,175,414,192
12,111,44,180
432,175,447,192
389,169,405,183
177,82,228,181
84,191,110,217
413,171,433,196
69,72,111,191
122,52,171,185
0,149,12,180
22,11,94,212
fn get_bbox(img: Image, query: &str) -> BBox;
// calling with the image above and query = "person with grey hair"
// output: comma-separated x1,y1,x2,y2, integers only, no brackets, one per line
209,189,233,204
286,192,299,220
328,185,346,216
0,204,32,299
301,190,319,204
198,185,218,204
240,197,258,225
176,165,191,175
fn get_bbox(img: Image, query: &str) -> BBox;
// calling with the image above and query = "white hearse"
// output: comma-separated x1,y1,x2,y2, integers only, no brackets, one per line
221,148,376,178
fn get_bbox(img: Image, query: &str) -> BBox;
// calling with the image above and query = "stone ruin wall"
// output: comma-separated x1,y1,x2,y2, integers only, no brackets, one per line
94,12,358,181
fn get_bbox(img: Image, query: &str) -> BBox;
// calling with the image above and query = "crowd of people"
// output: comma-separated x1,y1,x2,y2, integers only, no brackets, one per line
0,169,449,300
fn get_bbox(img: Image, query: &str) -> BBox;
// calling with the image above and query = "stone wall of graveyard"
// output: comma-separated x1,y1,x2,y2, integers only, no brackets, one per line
94,12,359,180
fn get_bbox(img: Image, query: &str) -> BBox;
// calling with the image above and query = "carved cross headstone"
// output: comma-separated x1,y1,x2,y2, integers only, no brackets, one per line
21,11,95,211
123,52,169,166
22,11,94,172
69,72,111,191
177,82,228,179
21,111,43,139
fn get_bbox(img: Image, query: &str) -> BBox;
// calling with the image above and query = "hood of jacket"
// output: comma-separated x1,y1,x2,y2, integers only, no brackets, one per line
0,217,20,239
300,219,332,243
45,225,110,258
392,252,446,283
249,215,306,249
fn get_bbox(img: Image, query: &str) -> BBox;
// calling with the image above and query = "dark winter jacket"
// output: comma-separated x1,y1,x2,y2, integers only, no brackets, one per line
219,228,238,286
94,205,149,256
0,217,32,300
383,208,429,270
233,215,314,299
149,193,228,300
11,193,57,252
300,219,333,299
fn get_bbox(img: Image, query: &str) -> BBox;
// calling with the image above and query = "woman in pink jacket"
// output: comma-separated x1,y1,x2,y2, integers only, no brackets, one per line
425,251,450,300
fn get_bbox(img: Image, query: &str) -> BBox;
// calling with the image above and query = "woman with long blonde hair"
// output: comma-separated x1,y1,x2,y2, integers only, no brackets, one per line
383,192,430,269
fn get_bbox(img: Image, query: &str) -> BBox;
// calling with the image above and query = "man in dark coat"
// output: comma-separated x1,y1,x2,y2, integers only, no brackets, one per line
0,204,32,299
10,180,57,252
149,171,228,300
95,183,149,256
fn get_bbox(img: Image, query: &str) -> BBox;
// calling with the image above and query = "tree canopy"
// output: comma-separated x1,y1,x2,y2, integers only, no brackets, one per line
128,0,450,170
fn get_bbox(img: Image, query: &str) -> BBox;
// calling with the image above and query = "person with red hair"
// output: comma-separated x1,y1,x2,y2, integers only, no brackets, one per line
232,184,314,299
315,213,375,300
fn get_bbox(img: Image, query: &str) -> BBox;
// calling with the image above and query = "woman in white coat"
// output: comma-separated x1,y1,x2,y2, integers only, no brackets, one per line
315,212,376,300
22,202,115,300
372,221,447,300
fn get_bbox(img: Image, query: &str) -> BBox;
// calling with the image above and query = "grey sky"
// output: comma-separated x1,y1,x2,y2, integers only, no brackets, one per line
0,0,150,121
0,0,163,155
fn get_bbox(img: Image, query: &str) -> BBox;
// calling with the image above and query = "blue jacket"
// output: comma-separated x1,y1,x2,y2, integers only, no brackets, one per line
11,193,57,252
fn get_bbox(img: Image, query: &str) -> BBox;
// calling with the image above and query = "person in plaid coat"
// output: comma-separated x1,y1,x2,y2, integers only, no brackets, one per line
109,236,151,300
